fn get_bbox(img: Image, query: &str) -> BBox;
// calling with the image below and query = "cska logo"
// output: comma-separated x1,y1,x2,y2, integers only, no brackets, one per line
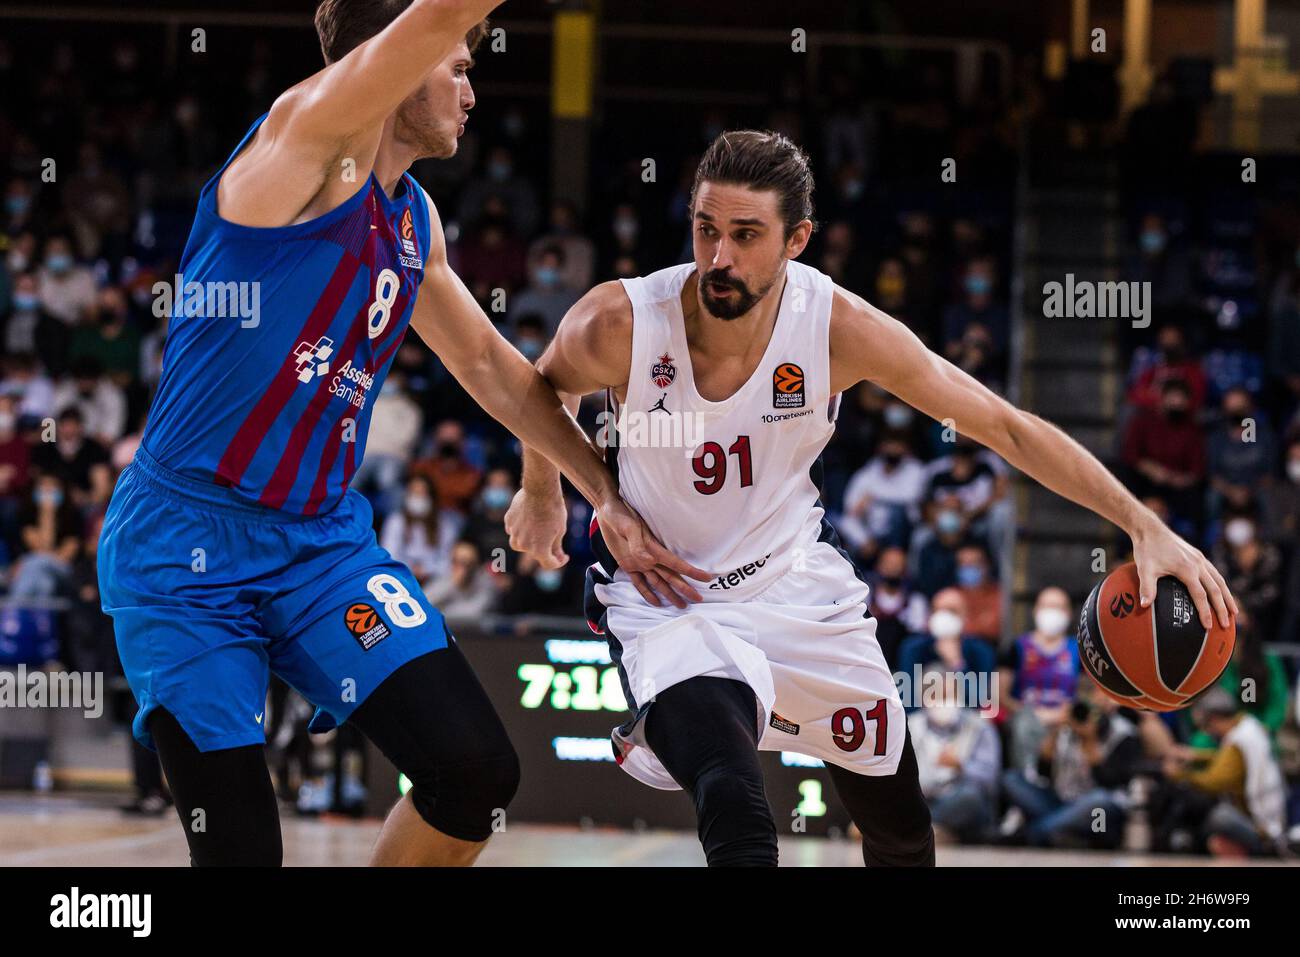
651,353,677,389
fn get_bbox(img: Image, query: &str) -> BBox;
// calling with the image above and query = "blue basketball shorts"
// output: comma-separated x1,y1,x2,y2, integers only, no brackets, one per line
98,447,449,752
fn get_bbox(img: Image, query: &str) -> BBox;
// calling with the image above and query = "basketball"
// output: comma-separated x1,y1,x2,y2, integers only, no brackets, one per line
1078,563,1235,712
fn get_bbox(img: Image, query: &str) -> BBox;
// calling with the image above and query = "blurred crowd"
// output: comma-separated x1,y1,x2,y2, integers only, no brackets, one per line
0,29,1295,855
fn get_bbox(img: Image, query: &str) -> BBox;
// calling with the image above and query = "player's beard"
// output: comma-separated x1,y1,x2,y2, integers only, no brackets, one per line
698,268,776,320
396,94,457,160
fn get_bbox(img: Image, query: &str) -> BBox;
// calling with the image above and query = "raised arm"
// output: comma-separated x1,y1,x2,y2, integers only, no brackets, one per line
408,206,709,605
828,286,1237,630
218,0,501,227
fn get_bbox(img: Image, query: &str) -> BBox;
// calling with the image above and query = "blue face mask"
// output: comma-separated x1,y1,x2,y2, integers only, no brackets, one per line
535,266,560,288
45,253,73,274
1140,231,1166,254
956,565,986,587
936,510,962,535
518,339,544,361
964,275,991,297
37,489,63,508
6,195,30,217
883,404,913,429
534,568,563,592
12,293,39,311
482,486,512,511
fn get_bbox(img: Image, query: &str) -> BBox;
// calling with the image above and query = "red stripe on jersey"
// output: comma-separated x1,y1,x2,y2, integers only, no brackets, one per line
213,248,364,488
302,289,411,514
258,294,373,509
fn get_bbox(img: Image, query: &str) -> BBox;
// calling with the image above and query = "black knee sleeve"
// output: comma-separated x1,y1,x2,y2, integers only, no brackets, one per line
405,750,521,843
829,728,935,867
350,642,520,843
149,707,283,867
645,677,777,867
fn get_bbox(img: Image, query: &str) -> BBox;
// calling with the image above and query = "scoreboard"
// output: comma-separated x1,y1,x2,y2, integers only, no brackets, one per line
366,624,856,837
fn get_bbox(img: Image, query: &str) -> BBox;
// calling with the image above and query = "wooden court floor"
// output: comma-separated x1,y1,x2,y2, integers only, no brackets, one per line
0,793,1286,867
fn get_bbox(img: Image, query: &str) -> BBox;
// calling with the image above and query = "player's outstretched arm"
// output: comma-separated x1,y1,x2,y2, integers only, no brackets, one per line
219,0,502,228
829,286,1238,631
409,217,710,607
499,282,713,608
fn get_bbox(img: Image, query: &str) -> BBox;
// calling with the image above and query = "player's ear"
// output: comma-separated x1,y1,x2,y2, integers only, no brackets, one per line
785,219,814,259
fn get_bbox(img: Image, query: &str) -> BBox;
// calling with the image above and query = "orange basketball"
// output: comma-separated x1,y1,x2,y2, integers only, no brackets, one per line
1077,562,1235,712
345,603,378,634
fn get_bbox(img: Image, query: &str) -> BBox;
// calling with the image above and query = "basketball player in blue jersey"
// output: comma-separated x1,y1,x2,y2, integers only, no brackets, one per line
505,131,1238,866
98,0,710,866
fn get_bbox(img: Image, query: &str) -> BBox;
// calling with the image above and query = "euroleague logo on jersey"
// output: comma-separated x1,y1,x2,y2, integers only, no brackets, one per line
397,207,422,270
772,361,805,409
344,602,390,650
650,353,677,389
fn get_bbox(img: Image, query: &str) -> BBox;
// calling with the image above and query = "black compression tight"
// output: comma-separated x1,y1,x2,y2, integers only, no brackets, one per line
644,676,935,867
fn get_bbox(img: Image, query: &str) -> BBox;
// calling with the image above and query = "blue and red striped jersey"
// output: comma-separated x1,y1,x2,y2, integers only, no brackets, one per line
141,114,431,515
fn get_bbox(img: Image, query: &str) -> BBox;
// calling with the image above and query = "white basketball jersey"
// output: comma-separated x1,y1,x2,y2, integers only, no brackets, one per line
601,260,840,602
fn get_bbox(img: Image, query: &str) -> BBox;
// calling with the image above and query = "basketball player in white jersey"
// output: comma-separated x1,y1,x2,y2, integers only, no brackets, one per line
505,131,1237,866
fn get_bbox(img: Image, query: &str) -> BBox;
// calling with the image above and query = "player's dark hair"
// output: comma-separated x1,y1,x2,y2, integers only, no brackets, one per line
314,0,489,65
690,130,816,239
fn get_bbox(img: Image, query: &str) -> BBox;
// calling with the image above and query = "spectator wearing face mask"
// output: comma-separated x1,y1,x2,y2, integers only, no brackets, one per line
508,245,579,337
36,235,96,326
1126,212,1194,314
511,313,549,367
380,475,461,584
896,587,997,711
423,540,499,627
866,545,929,667
1212,507,1283,646
462,467,519,564
410,420,482,515
911,493,967,597
527,200,594,292
998,586,1080,771
1207,388,1276,518
1122,377,1205,528
605,203,644,273
953,542,1002,643
922,437,1007,544
909,663,1002,845
11,474,82,598
942,256,1008,359
838,430,928,558
4,271,62,371
498,553,574,617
